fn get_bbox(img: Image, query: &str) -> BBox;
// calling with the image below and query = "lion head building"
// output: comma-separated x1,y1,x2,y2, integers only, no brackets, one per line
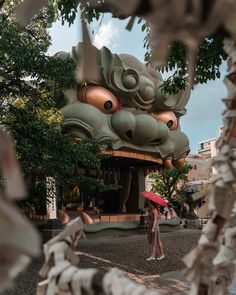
55,44,190,214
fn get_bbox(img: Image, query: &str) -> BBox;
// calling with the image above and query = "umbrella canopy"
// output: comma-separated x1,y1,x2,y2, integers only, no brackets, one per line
140,191,168,207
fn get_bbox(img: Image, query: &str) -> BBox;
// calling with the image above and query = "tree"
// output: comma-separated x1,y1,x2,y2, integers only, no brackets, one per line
0,1,77,105
0,1,110,212
0,0,228,99
150,163,192,216
53,1,228,93
1,95,110,212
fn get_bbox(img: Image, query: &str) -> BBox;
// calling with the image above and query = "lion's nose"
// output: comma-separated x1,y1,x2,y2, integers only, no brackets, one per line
111,110,170,146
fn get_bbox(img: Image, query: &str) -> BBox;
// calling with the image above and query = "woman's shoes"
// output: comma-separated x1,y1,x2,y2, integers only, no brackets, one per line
146,256,155,261
156,254,165,260
146,255,165,261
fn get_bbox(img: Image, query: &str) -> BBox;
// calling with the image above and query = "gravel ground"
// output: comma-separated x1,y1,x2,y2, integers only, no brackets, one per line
2,229,201,295
78,229,201,276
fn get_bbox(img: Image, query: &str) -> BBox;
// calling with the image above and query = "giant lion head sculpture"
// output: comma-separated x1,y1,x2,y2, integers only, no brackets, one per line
55,44,190,170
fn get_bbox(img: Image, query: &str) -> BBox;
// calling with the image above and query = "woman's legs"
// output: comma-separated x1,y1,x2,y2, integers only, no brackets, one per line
151,243,157,257
146,244,156,260
146,231,157,260
157,241,164,256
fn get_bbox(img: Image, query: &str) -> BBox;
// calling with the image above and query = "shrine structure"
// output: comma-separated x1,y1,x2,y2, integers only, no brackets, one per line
55,44,190,214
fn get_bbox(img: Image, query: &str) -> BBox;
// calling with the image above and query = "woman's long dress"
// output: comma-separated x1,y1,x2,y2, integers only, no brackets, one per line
147,209,161,245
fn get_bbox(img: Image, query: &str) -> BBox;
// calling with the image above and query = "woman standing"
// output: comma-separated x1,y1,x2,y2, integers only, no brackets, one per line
146,200,165,261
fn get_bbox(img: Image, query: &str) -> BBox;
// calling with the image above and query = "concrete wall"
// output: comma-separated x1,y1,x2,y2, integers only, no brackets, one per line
186,154,209,182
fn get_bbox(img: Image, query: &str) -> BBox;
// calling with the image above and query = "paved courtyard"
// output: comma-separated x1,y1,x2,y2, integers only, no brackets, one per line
2,229,236,294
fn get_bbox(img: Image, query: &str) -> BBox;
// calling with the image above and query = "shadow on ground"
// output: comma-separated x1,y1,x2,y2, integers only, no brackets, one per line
78,230,201,276
2,229,201,295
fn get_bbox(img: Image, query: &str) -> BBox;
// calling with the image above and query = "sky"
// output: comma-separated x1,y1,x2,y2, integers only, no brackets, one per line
48,14,228,154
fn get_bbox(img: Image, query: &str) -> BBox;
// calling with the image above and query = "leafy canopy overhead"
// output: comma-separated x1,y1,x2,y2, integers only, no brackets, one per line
1,0,226,95
54,1,228,93
0,0,77,104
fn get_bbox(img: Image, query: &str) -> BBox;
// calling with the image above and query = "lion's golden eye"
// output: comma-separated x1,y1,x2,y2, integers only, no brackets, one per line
77,86,121,114
151,111,178,130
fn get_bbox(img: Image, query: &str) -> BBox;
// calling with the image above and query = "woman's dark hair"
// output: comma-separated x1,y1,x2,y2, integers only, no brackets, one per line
150,200,159,209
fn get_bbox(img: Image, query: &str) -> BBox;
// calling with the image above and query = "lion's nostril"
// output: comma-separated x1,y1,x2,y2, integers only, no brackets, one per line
150,138,162,144
125,130,133,141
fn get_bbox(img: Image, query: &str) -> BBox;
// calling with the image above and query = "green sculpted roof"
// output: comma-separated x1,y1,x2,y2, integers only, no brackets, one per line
55,44,190,168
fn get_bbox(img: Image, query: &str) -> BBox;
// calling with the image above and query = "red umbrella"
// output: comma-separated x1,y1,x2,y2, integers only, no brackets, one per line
140,191,168,207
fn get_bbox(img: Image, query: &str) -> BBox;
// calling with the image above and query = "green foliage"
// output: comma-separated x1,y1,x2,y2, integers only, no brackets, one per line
72,2,227,93
10,0,224,95
162,37,227,90
0,1,107,210
55,0,100,25
2,97,107,209
141,23,146,32
150,163,192,207
160,75,187,94
143,28,227,93
56,0,78,25
0,1,77,104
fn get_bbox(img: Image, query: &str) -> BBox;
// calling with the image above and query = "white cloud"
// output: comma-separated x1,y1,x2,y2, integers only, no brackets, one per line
93,20,119,49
